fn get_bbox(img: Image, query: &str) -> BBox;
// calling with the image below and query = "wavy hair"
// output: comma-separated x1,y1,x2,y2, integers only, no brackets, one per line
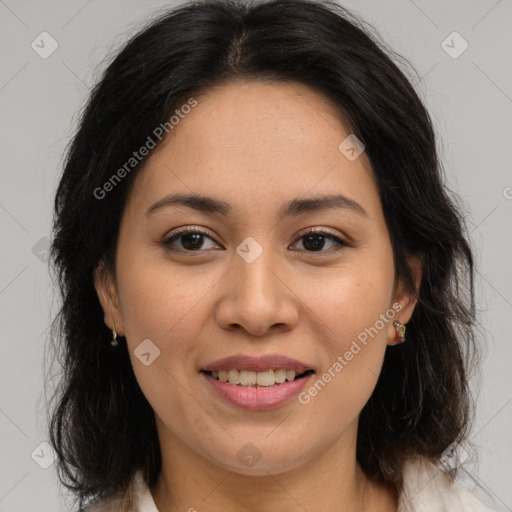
46,0,479,509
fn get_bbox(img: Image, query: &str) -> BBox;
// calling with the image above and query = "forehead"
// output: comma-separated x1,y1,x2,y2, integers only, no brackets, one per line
126,79,379,220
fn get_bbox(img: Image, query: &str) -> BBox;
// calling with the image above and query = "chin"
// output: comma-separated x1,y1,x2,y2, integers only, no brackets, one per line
206,445,311,477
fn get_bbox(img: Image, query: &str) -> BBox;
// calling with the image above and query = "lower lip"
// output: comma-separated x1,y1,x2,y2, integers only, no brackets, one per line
200,371,315,411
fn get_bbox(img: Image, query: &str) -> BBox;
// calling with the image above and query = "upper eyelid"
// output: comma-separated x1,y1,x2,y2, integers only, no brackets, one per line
164,225,345,238
163,225,349,247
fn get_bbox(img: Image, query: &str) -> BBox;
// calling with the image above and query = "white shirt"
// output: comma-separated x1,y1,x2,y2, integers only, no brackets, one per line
89,456,495,511
397,456,494,511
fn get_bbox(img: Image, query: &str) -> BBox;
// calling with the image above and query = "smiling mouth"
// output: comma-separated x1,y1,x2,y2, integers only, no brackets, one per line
201,368,315,388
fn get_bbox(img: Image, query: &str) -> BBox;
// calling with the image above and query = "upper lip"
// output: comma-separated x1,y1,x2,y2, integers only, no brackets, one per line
202,353,315,373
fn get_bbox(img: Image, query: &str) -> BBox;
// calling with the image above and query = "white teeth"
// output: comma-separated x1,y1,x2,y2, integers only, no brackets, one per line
256,370,275,386
239,370,257,386
227,369,240,384
209,368,306,387
274,368,287,383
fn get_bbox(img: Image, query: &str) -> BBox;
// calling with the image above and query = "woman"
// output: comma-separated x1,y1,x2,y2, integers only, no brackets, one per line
47,0,494,510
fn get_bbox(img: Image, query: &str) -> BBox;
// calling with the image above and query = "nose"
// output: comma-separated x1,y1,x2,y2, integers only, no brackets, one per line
214,246,300,337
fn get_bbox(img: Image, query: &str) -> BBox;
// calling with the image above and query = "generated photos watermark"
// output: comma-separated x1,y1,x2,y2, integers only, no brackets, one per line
298,302,403,405
93,97,197,200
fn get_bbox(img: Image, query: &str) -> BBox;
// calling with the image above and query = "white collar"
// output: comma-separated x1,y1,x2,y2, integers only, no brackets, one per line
397,456,494,511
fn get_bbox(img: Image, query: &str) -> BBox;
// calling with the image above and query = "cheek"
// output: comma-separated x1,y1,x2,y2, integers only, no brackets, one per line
116,250,214,342
307,252,395,345
114,261,214,424
299,252,394,415
114,252,221,392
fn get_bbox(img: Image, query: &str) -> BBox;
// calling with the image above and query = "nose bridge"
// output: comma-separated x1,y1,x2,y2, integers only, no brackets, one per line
233,235,282,304
215,234,298,335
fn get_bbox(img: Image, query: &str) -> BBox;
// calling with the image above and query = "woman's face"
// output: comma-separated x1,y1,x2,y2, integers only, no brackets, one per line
95,80,418,476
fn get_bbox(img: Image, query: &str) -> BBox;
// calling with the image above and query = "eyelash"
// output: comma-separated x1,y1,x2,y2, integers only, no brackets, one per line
161,226,351,255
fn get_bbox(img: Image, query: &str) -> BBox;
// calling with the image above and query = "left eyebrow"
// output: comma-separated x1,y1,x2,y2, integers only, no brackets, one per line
145,192,367,219
279,193,367,218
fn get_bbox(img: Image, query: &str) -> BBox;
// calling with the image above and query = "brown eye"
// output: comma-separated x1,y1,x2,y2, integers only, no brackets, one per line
162,227,219,252
291,228,350,254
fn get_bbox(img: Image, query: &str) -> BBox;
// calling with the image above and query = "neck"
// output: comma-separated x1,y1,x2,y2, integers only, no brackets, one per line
150,422,397,512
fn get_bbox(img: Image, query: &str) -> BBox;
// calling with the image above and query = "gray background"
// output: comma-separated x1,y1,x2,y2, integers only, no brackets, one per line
0,0,511,510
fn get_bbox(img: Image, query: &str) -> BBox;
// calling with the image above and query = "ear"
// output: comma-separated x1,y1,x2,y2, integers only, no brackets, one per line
388,255,422,345
93,258,125,336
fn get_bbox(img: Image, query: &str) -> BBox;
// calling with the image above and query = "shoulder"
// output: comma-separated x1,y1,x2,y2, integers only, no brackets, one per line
76,472,141,512
77,497,136,512
398,456,496,512
79,470,158,512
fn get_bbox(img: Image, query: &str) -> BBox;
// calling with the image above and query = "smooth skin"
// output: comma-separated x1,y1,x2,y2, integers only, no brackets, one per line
94,79,421,511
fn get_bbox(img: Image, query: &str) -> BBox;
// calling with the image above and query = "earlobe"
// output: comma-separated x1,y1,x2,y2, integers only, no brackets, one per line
392,320,407,344
388,255,422,345
93,259,125,335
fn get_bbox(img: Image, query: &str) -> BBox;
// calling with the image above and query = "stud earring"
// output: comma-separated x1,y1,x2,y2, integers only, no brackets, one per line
111,321,119,347
393,321,406,344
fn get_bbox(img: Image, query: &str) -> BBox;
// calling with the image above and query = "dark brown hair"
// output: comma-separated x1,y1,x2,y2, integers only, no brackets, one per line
47,0,478,509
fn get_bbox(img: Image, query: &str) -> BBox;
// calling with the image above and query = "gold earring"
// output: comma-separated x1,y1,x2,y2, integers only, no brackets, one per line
111,321,118,347
393,321,406,343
